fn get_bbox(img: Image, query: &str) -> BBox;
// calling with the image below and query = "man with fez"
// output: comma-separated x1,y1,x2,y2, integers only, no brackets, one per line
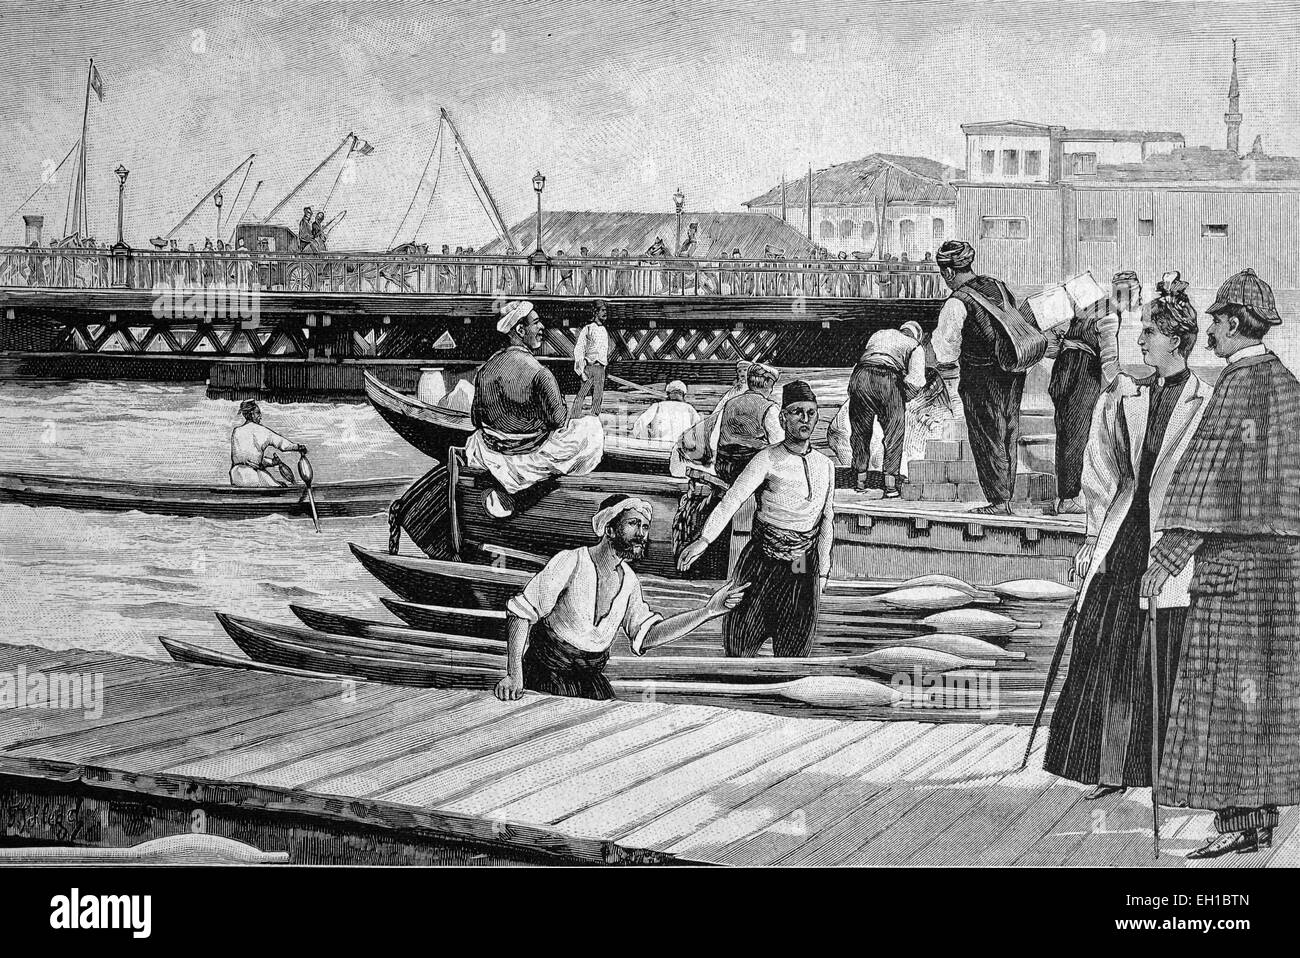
678,381,835,657
1141,268,1300,858
466,300,604,518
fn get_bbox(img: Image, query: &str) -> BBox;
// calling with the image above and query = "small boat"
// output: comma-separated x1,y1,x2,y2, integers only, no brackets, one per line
364,372,668,473
380,598,506,639
0,471,412,520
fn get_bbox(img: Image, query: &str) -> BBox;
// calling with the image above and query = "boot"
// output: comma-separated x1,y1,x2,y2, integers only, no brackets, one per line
971,501,1014,516
1084,784,1126,801
1187,829,1259,859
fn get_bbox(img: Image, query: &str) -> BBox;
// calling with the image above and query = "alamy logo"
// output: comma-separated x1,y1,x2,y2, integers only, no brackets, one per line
50,889,151,938
151,279,260,322
0,666,104,719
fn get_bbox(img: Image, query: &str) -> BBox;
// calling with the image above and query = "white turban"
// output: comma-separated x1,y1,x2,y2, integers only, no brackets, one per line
666,380,687,396
497,300,534,334
901,320,923,341
592,497,653,537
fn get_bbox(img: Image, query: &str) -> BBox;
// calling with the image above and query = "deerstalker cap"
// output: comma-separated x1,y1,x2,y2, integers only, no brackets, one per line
1208,268,1281,325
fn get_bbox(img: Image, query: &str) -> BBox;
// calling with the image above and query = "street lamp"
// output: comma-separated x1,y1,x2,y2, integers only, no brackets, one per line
112,164,131,288
529,170,549,291
673,187,685,255
214,188,224,240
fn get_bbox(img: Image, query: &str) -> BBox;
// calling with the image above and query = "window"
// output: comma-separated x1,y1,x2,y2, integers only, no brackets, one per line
840,220,856,239
1138,218,1154,236
1002,150,1020,176
1078,217,1119,242
819,220,835,240
932,217,945,243
899,219,916,250
1071,152,1098,175
979,216,1030,240
861,220,876,243
257,237,273,252
1202,223,1229,238
1025,151,1042,177
981,150,995,175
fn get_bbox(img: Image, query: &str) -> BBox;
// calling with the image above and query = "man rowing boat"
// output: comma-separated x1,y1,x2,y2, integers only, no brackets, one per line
229,400,307,487
466,300,605,518
494,495,747,701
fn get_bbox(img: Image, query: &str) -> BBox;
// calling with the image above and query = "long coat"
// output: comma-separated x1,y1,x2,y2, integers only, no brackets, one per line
1078,371,1211,609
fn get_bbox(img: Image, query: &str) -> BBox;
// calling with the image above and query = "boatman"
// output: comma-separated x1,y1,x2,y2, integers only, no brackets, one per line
467,300,605,518
848,319,927,499
494,495,748,701
932,239,1025,516
678,380,834,657
1141,268,1300,859
633,380,701,447
713,362,783,483
229,400,307,487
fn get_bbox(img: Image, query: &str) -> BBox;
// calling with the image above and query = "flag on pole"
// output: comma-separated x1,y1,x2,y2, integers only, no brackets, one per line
89,63,104,101
354,138,375,156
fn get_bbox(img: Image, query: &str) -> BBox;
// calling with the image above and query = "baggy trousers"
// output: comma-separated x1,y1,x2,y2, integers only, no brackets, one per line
957,365,1024,504
848,363,906,477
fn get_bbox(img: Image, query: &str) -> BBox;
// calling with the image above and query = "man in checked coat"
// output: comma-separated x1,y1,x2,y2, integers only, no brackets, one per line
1140,268,1300,859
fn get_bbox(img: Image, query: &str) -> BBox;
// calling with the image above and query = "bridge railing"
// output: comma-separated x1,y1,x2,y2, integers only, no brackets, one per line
0,246,945,299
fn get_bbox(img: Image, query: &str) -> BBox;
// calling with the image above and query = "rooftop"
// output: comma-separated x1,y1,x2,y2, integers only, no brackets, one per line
743,154,962,209
1079,144,1300,182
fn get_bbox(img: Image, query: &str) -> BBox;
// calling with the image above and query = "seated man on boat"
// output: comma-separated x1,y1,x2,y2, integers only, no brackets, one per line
466,300,605,518
229,400,307,487
678,381,834,657
493,494,748,701
633,380,701,448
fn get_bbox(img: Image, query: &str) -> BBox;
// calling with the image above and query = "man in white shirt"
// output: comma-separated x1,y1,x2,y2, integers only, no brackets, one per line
229,400,306,487
633,380,701,447
494,495,747,701
678,380,834,657
849,319,927,498
571,299,610,417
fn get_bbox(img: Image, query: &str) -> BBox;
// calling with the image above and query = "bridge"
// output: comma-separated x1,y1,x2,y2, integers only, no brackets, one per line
0,246,944,396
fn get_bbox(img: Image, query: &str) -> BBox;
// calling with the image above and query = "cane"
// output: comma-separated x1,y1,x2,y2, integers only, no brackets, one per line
1147,601,1162,858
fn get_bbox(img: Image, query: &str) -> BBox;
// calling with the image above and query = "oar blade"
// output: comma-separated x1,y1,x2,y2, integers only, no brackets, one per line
991,578,1076,601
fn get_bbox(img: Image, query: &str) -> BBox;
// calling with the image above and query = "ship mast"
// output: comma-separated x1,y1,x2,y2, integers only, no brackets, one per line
263,133,357,225
64,59,95,240
442,108,517,250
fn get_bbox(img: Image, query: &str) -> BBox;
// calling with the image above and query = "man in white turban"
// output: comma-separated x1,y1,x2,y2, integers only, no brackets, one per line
467,300,605,517
632,379,701,447
494,494,747,701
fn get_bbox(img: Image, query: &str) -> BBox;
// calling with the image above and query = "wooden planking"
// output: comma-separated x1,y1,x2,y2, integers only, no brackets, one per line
86,683,415,774
298,694,619,796
356,703,658,806
0,655,278,753
972,772,1092,867
208,691,532,790
163,689,482,780
836,725,1028,866
403,704,722,814
617,721,882,850
667,721,936,864
770,724,1012,866
556,718,841,840
488,709,783,826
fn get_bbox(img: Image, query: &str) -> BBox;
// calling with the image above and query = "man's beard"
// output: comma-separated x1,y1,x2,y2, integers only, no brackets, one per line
612,532,648,560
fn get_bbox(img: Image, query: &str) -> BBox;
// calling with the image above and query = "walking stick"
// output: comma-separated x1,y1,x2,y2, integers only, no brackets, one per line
1147,601,1162,858
1019,593,1079,770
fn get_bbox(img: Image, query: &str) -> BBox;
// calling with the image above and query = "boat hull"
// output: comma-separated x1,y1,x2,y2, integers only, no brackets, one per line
0,471,412,519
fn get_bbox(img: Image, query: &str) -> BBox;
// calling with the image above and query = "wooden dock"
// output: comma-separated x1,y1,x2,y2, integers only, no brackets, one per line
0,643,1291,866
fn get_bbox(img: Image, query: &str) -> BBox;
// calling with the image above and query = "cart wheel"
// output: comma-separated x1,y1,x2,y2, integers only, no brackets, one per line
287,265,316,291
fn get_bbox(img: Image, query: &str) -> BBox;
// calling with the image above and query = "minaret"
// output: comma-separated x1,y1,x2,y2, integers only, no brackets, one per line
1225,39,1242,154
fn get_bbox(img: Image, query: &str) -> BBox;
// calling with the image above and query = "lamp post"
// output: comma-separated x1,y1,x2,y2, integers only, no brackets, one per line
529,170,549,291
673,187,685,255
112,165,131,288
214,188,224,241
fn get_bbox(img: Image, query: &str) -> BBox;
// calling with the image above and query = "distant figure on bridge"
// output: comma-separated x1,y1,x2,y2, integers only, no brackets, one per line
571,300,610,417
633,380,701,447
678,222,698,257
308,211,327,252
229,400,307,487
577,247,596,294
298,207,313,249
467,300,604,518
849,319,927,498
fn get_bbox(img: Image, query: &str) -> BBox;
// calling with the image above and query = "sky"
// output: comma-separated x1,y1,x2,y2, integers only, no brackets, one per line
1,0,1298,250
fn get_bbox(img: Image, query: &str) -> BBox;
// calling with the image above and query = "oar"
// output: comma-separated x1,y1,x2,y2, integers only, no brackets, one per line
607,372,666,400
611,675,903,708
298,452,321,532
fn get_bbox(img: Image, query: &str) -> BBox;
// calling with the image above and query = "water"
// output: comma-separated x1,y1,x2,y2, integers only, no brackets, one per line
0,380,435,659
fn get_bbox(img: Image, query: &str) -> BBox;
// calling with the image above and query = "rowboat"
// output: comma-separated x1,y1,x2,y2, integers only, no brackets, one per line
216,612,999,683
0,470,412,520
364,371,668,473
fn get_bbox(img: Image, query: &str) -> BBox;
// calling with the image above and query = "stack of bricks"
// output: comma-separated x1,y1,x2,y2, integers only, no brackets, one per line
901,412,1057,504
